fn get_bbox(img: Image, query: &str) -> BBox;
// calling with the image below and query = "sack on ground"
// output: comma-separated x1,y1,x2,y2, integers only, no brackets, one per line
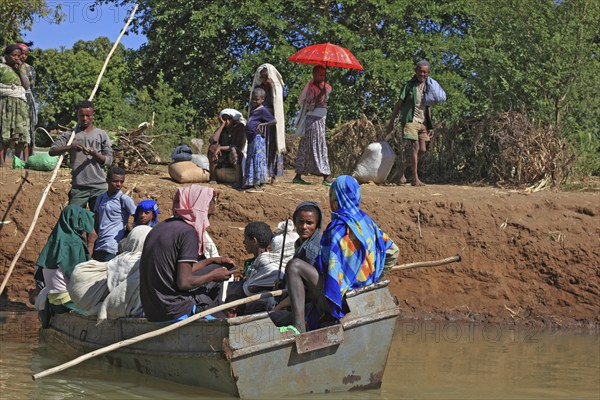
190,138,204,154
26,153,59,171
171,144,193,162
12,156,26,169
191,154,210,170
168,161,210,183
423,77,446,106
352,141,395,184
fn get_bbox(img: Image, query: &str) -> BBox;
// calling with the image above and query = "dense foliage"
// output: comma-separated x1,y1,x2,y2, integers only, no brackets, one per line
1,0,62,46
23,0,600,178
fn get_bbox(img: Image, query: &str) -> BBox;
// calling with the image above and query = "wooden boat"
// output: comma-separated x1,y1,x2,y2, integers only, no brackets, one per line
41,280,399,398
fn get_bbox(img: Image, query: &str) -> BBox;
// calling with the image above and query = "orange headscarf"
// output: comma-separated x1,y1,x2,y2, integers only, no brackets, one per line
172,185,216,256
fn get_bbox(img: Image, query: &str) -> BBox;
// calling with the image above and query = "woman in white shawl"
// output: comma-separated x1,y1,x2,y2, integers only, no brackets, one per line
67,225,152,321
249,64,285,184
293,65,333,186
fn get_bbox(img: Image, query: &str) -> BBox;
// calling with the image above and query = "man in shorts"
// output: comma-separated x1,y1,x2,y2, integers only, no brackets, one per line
386,60,434,186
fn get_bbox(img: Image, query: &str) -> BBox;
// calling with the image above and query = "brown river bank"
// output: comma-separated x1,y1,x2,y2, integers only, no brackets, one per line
1,166,598,330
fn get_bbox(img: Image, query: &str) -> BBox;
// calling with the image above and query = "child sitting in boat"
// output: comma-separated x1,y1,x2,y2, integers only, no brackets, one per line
226,221,283,316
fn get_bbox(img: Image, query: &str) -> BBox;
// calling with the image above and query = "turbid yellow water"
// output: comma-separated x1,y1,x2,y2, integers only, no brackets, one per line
1,312,598,399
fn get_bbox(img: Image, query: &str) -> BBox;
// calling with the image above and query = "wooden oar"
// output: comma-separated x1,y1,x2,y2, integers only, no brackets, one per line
391,255,461,272
32,289,286,381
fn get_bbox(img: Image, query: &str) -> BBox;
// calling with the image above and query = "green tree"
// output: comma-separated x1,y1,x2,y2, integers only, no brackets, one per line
0,0,62,46
33,37,132,129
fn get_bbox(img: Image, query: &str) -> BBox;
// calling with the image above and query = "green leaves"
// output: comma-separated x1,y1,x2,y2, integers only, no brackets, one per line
23,0,600,176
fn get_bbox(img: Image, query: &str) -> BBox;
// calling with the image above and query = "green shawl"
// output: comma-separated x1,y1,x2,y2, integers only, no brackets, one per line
399,76,433,130
36,205,95,278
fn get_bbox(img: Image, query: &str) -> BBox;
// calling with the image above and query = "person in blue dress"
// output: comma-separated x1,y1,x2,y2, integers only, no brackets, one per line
244,87,276,192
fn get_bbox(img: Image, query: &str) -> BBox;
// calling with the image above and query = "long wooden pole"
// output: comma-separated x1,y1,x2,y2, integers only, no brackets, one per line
31,255,461,380
88,4,139,101
0,5,140,296
32,289,286,381
391,255,461,272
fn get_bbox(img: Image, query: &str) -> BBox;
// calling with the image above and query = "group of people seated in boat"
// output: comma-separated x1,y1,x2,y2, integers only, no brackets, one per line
34,175,399,334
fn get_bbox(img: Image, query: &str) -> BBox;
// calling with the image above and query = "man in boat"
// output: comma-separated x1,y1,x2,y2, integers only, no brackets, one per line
139,185,240,322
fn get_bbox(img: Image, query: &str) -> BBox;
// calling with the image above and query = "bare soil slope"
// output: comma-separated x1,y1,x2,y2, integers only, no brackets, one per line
1,166,598,328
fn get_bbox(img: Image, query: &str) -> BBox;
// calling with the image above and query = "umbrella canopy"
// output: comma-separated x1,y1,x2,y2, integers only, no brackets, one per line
288,42,364,70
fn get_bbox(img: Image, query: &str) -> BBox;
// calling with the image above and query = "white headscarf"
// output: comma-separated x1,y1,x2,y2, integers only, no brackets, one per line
219,108,247,125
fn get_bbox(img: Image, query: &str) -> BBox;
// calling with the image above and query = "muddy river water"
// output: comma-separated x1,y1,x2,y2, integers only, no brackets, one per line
1,312,598,399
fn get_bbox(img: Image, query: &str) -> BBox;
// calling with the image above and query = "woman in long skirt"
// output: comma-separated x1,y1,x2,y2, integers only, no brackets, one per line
293,65,333,186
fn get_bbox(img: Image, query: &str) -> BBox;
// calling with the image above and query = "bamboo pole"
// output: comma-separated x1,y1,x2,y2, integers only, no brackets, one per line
32,289,286,381
391,255,461,272
88,4,139,101
0,4,140,296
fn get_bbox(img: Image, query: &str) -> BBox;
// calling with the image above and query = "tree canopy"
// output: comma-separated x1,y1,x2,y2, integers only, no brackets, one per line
1,0,62,46
22,0,600,176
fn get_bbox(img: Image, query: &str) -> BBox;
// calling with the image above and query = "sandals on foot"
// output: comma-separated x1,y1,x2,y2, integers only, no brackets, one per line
322,180,332,187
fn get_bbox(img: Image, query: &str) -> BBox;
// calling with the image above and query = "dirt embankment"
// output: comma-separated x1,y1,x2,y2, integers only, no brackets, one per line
1,166,598,329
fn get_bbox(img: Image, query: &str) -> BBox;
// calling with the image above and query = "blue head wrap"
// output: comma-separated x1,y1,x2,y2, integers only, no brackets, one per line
133,199,159,227
319,175,393,319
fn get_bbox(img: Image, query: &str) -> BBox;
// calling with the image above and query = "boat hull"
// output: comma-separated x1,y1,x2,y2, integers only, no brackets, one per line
41,281,399,398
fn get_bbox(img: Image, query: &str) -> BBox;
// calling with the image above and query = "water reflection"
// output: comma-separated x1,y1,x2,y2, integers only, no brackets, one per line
384,321,600,399
1,312,598,399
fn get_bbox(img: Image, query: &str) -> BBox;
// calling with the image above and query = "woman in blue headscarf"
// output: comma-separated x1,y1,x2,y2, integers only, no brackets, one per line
133,199,159,228
286,175,399,333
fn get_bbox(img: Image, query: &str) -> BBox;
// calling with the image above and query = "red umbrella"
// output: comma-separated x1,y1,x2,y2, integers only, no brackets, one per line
288,42,364,70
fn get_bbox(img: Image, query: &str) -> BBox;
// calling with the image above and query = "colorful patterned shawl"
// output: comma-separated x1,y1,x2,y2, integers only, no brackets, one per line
319,175,393,319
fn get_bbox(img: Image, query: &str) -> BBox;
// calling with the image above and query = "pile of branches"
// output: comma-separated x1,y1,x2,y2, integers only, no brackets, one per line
112,125,163,173
425,110,575,188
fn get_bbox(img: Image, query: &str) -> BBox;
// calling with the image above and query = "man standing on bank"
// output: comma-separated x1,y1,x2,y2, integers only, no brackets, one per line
50,100,113,210
386,60,434,187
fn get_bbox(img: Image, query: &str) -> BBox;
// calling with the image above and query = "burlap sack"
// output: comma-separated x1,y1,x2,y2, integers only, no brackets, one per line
168,161,210,183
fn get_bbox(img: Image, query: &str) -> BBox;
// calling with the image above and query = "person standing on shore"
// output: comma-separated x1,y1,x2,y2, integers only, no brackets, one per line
386,60,434,186
250,64,286,185
16,43,37,154
293,65,334,187
0,45,31,166
49,100,113,211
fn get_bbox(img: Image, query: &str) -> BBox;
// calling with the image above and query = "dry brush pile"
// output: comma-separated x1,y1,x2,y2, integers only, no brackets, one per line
424,110,575,188
277,111,575,188
112,125,163,173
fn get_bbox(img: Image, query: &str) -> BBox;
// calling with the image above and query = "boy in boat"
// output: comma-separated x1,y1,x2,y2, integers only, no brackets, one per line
139,185,240,322
226,221,281,315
